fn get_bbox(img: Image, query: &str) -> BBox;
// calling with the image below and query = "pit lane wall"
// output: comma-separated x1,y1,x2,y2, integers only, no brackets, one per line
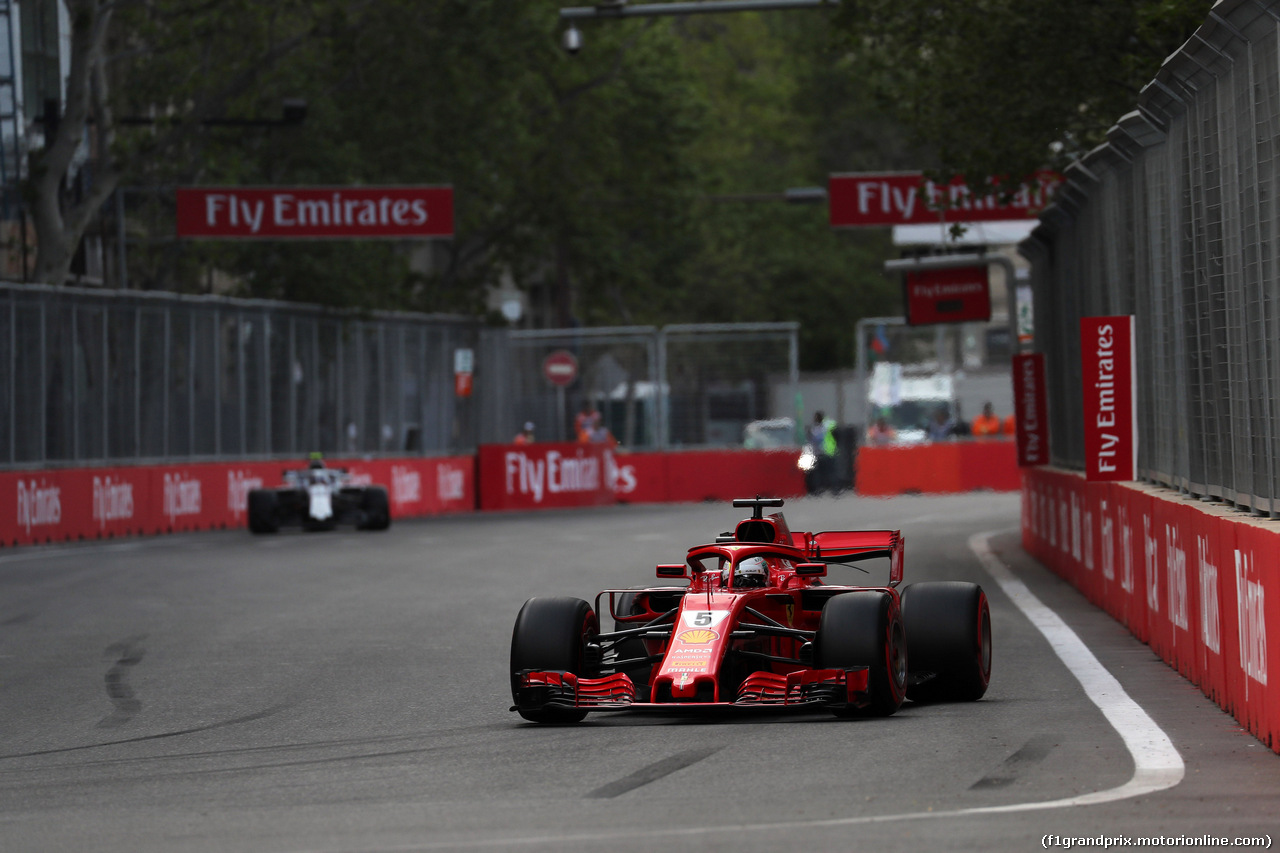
0,446,807,545
1022,466,1278,751
0,456,476,546
855,439,1021,496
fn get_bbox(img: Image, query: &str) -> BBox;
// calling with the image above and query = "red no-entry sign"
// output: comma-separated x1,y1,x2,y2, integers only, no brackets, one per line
542,351,578,387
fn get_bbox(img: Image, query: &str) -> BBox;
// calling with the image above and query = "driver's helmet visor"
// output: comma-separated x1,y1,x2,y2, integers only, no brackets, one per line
725,555,770,588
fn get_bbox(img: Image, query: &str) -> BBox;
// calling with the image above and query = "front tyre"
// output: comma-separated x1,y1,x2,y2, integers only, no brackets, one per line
816,591,907,717
901,582,992,702
509,597,598,723
247,489,279,534
358,486,391,530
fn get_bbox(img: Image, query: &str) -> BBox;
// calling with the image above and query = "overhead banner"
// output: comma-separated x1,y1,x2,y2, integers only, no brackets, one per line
176,186,454,239
903,266,991,325
829,171,1060,228
1011,352,1049,466
1080,316,1137,481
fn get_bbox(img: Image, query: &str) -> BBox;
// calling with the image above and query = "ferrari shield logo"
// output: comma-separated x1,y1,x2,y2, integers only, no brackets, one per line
785,603,795,626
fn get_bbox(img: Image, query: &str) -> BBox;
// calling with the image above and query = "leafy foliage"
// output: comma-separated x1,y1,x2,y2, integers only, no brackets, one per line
94,0,903,367
834,0,1214,183
51,0,1214,370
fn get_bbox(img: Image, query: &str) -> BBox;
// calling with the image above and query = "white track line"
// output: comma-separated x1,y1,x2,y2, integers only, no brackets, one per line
965,528,1185,807
314,528,1185,852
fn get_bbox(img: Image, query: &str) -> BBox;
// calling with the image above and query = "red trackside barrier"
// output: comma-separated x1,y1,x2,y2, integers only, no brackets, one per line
1024,467,1278,753
474,444,805,511
0,456,476,547
856,439,1020,497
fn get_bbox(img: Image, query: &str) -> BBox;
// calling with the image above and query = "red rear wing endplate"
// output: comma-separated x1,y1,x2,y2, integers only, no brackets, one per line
809,529,903,586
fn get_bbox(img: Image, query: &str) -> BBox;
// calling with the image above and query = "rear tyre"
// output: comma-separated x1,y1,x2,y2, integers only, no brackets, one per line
358,486,391,530
816,591,907,717
901,582,992,702
510,597,598,723
247,489,279,534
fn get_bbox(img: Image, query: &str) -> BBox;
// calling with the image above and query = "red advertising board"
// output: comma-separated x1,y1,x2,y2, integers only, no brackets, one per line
477,443,614,511
855,440,1019,497
176,186,454,239
1080,316,1136,481
1230,521,1274,742
662,449,806,503
1115,486,1151,644
904,266,991,325
1011,353,1049,467
1022,469,1279,753
828,171,1061,228
0,457,475,546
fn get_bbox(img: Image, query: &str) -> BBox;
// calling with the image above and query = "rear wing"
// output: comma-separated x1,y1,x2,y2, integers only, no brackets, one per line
800,529,904,586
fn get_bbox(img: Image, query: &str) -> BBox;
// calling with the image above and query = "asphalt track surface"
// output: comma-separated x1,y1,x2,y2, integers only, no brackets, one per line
1,493,1277,852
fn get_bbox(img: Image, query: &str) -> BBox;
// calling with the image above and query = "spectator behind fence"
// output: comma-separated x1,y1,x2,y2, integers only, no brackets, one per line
971,402,1002,437
927,406,956,442
866,415,897,446
575,402,601,443
514,422,535,445
589,422,616,446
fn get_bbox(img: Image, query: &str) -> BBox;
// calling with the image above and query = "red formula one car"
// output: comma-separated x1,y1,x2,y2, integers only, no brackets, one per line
510,498,991,722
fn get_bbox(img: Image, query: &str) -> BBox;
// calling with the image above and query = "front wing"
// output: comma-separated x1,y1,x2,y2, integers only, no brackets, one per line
513,667,871,715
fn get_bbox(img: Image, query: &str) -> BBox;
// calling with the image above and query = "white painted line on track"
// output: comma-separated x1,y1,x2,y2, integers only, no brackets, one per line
965,528,1185,807
245,528,1188,852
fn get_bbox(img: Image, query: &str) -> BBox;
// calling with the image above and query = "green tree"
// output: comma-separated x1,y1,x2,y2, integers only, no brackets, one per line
659,11,903,369
28,0,331,286
835,0,1214,184
33,1,919,370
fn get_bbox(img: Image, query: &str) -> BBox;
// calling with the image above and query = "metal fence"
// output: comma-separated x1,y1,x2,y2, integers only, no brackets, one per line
0,282,487,466
1019,0,1280,516
0,283,800,466
506,323,799,449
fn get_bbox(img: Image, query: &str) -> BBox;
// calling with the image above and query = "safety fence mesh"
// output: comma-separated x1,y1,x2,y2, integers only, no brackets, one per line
507,323,799,449
1021,0,1280,515
0,283,799,466
0,283,484,465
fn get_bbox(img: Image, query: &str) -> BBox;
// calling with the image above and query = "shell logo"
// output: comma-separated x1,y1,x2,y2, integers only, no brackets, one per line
678,629,718,645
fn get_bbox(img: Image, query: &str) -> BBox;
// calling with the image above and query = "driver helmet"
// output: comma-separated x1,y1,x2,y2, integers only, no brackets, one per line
732,556,770,589
308,452,325,470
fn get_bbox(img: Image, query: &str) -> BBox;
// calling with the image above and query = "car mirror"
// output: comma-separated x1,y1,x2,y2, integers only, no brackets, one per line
656,563,689,580
795,562,827,577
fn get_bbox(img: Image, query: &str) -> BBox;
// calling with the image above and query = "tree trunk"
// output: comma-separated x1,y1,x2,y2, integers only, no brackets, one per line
28,0,117,286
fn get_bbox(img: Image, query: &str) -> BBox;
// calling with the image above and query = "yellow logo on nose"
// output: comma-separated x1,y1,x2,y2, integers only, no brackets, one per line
678,629,718,644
